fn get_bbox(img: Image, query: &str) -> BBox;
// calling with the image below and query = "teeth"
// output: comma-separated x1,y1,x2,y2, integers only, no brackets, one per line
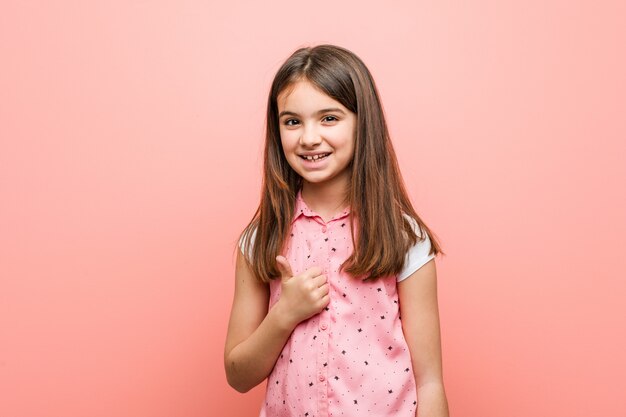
303,153,328,161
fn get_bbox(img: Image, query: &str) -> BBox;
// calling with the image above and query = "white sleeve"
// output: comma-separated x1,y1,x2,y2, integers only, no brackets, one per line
238,226,257,263
397,215,436,282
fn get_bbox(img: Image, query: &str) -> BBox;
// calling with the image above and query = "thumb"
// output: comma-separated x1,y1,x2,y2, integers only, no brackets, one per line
276,255,294,281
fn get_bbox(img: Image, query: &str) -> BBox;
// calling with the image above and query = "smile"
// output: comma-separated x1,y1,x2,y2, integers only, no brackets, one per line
300,153,330,161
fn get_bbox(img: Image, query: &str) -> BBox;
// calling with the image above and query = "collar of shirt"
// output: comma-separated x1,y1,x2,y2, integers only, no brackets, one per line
292,188,351,225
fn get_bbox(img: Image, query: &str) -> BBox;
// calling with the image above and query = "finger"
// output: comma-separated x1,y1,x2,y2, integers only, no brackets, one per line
319,293,330,307
312,274,327,288
275,256,294,280
316,282,330,297
304,266,323,279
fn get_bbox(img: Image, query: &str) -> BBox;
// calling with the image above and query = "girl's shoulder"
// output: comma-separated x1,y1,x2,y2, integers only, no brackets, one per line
238,223,258,263
397,213,435,282
401,212,428,239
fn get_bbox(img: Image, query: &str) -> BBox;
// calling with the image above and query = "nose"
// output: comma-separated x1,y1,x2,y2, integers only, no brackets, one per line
299,124,322,147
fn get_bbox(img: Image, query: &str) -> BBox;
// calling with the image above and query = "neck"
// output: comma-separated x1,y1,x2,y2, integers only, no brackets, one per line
301,177,350,221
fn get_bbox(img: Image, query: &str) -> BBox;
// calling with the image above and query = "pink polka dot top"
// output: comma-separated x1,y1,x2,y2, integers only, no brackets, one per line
245,188,435,417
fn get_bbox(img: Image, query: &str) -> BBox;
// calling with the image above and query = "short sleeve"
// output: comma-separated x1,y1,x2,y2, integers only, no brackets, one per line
238,225,257,263
397,215,436,282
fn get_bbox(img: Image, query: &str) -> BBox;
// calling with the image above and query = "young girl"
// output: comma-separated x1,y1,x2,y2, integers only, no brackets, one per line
224,44,449,417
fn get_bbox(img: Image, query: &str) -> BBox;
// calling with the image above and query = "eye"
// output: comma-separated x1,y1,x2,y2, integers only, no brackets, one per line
323,115,338,122
284,119,299,126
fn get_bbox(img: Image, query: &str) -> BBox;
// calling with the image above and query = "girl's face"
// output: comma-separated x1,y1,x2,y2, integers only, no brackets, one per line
277,80,356,192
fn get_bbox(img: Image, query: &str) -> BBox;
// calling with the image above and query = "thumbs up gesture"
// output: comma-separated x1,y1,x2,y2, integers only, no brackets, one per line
275,255,330,329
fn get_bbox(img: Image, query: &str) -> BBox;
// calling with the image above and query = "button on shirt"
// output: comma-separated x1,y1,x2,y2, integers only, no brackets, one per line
243,189,435,417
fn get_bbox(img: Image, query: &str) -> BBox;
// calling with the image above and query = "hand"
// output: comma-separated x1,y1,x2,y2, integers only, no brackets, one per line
274,255,330,329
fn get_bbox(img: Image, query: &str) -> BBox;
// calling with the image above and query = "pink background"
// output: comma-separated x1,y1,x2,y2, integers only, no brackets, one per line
1,1,625,416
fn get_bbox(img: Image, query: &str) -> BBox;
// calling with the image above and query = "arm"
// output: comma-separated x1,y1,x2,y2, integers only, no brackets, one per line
224,251,330,393
398,258,450,417
223,249,295,393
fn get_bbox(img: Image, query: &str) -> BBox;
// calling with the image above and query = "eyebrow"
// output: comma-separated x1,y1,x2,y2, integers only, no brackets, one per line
278,108,346,118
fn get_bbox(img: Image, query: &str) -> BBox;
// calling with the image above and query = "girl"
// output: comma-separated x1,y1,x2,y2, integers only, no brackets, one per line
224,44,449,417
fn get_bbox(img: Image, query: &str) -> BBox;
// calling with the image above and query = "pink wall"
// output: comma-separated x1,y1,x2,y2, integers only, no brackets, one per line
1,1,625,416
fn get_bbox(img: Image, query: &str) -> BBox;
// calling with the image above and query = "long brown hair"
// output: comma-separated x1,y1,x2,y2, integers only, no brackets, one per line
239,44,444,282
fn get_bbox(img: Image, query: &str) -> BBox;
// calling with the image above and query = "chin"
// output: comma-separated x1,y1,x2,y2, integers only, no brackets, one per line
301,176,323,183
302,175,335,185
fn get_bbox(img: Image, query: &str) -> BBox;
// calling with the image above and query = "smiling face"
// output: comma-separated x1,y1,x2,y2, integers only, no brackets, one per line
277,79,357,194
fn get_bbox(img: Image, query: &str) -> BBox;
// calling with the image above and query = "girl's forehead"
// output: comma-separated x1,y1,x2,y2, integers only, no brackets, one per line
277,80,343,111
